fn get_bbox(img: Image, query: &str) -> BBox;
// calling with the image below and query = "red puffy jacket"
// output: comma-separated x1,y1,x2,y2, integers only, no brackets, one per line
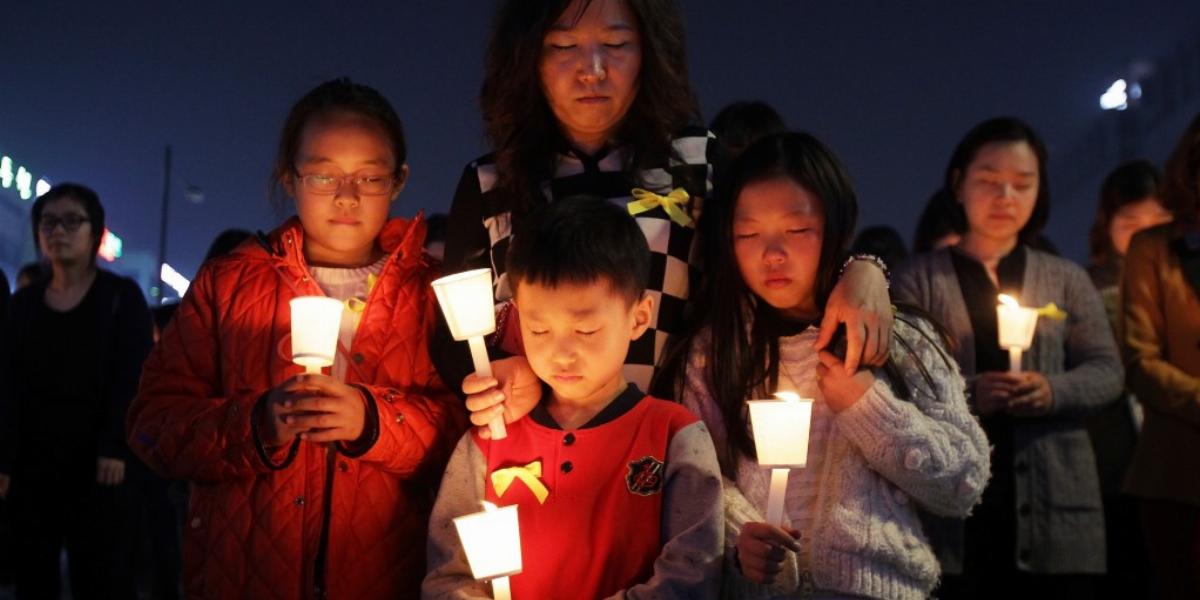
128,216,467,599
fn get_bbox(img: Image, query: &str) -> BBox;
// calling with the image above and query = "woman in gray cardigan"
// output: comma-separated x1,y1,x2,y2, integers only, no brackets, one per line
893,118,1122,599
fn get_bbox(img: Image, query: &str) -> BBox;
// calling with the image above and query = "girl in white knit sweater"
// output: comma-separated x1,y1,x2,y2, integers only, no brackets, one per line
681,132,990,599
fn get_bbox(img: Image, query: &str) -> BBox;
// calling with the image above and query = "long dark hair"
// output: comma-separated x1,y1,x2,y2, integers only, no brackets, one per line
936,117,1051,244
1163,112,1200,225
480,0,700,209
1088,160,1163,265
268,78,408,210
693,132,953,472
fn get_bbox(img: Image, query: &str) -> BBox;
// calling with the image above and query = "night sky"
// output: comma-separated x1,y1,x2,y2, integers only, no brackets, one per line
3,1,1199,282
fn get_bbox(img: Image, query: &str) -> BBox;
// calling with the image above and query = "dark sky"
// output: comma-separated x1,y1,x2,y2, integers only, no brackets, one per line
3,1,1199,281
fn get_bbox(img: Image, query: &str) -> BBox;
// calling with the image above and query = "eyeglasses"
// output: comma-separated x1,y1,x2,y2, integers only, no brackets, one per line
38,214,90,233
295,172,398,196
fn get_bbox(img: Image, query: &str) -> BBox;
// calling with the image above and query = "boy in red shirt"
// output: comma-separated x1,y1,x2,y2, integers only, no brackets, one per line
423,197,722,599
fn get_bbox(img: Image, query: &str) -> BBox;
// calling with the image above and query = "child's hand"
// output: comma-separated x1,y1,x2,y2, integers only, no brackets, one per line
463,356,541,439
261,374,367,445
1006,371,1054,417
816,350,875,413
736,522,800,584
974,372,1017,417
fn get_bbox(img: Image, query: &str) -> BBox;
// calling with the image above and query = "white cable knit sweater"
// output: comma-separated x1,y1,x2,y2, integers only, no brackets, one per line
682,316,991,600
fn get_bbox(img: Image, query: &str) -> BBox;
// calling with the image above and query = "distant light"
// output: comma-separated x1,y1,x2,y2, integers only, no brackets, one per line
0,156,12,188
35,178,51,197
15,166,32,199
1100,79,1129,111
161,263,191,297
98,229,124,262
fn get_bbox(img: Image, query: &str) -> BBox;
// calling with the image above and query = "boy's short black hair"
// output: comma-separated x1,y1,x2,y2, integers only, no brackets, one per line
507,196,649,305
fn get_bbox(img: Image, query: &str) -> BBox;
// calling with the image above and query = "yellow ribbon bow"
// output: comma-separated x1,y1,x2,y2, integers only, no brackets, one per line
627,187,695,228
1034,302,1069,321
344,273,380,314
491,461,550,504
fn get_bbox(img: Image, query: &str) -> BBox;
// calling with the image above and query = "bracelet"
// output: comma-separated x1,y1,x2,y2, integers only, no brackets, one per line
840,253,891,290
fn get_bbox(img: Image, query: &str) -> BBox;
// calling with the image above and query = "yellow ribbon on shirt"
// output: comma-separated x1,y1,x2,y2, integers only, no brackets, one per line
627,187,695,228
491,461,550,504
1034,302,1068,321
344,272,380,314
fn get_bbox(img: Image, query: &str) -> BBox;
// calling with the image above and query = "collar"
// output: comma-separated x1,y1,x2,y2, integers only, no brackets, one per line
529,383,645,430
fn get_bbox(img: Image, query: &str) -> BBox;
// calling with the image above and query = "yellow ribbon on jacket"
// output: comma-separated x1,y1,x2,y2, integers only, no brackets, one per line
627,187,695,228
491,461,550,504
344,273,380,314
1034,302,1068,321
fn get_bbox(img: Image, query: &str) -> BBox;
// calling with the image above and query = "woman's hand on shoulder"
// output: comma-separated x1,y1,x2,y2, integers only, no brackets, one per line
464,356,541,439
816,260,892,373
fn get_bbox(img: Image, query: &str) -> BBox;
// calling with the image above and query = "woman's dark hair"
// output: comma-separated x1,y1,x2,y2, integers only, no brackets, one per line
850,225,909,270
507,195,649,305
913,188,959,253
31,182,106,262
480,0,700,209
204,228,253,263
691,132,953,472
1088,160,1164,265
710,100,787,158
269,77,407,209
936,117,1051,243
1162,112,1200,225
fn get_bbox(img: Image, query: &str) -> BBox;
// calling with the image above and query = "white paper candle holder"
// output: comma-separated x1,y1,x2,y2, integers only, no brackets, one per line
290,296,344,374
453,502,522,600
432,269,507,439
748,393,814,526
997,294,1039,373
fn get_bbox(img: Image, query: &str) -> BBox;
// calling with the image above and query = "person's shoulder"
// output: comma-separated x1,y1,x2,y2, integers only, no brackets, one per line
669,126,717,165
1026,246,1089,282
643,395,701,429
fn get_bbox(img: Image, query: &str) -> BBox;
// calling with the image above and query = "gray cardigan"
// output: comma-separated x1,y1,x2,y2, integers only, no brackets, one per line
893,247,1123,574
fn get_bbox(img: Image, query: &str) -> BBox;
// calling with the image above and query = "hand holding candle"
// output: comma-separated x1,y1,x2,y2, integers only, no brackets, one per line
453,501,522,600
290,296,344,374
433,269,507,439
747,392,814,526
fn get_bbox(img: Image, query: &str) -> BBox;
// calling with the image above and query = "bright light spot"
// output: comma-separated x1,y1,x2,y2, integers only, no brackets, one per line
15,166,32,199
774,391,802,403
161,263,191,297
0,156,12,188
98,229,124,262
1100,79,1129,111
482,501,497,512
998,294,1020,308
35,178,51,197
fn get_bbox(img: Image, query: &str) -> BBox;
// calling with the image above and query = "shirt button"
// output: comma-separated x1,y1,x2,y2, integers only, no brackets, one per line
563,433,576,446
190,517,202,529
352,353,365,364
294,496,306,507
561,461,574,474
395,413,405,424
338,462,349,473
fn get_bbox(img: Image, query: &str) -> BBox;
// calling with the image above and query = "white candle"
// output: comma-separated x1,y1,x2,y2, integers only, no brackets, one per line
996,294,1039,374
453,501,522,600
289,296,344,374
747,393,814,526
432,269,507,439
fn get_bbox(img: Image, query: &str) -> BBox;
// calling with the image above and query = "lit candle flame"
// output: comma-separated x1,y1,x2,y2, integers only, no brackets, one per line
774,391,802,403
998,294,1020,308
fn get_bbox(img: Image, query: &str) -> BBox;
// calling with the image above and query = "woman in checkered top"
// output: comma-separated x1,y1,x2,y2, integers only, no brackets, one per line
434,0,893,425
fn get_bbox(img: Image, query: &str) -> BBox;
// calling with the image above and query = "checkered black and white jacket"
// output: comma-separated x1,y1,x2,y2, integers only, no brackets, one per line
438,127,721,393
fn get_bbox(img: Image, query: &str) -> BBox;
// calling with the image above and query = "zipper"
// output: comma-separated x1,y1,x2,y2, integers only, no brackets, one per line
312,443,337,599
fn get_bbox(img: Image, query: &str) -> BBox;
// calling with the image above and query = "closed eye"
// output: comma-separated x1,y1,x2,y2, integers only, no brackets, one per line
734,232,758,240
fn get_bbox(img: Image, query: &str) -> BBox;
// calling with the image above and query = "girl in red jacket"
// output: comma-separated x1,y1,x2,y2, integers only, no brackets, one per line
127,78,467,600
